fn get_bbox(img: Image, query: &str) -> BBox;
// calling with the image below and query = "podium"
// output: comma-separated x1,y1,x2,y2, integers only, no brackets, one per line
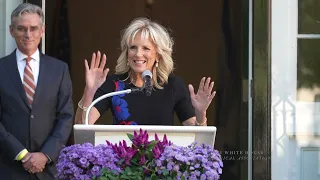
76,89,217,147
73,125,217,147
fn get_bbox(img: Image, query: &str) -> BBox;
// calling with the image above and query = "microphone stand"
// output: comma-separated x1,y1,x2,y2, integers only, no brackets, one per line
84,88,141,125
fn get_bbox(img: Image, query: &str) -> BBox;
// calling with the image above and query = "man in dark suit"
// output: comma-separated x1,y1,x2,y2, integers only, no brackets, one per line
0,3,74,180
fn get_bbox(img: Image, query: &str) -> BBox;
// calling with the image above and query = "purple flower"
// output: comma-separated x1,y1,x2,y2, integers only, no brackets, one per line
112,141,137,165
152,145,161,159
153,133,172,159
173,165,180,171
132,129,149,146
57,129,223,179
139,155,146,165
107,140,138,166
194,163,200,168
152,142,223,180
200,174,207,180
155,133,172,147
56,143,120,180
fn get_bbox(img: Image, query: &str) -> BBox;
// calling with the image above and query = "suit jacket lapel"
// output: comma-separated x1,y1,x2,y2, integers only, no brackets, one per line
32,53,46,106
4,50,31,109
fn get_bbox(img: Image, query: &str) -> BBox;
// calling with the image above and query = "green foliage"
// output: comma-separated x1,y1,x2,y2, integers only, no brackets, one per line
95,131,160,180
94,166,144,180
127,133,134,141
92,130,223,180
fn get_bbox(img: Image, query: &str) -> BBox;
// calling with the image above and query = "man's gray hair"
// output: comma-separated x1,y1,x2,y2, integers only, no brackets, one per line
11,3,44,26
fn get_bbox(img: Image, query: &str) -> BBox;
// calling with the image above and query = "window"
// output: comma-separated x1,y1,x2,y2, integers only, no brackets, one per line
297,0,320,102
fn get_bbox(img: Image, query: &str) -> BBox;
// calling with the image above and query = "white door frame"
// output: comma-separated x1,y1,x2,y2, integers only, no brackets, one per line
41,0,46,54
40,0,45,53
26,0,46,53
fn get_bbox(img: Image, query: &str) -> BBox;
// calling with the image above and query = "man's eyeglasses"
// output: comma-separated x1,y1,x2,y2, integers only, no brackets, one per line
12,25,42,34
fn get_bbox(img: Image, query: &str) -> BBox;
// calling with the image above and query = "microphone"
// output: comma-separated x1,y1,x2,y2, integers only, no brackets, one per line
84,71,152,125
142,70,152,96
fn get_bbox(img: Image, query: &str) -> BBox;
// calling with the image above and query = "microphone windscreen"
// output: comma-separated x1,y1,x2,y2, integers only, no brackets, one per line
142,70,152,96
142,70,152,79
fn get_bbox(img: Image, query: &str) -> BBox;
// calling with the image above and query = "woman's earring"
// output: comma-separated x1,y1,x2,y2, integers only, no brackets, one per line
155,61,159,67
127,61,129,66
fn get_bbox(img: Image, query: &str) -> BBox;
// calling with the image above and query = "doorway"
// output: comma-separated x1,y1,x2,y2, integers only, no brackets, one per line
42,0,250,179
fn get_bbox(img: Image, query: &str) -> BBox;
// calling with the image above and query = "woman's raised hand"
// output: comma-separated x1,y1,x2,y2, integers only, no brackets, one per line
84,51,109,91
188,77,216,116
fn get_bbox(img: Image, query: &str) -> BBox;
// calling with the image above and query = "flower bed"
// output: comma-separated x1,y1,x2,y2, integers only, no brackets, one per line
56,129,223,180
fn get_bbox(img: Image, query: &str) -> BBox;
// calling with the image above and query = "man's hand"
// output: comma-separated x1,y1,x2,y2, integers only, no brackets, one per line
22,152,48,174
21,152,32,170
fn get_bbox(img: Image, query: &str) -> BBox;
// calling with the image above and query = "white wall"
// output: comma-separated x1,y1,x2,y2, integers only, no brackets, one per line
0,0,23,57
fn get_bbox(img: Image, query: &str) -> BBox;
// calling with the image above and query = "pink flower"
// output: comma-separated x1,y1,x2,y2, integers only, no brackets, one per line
106,140,137,166
132,129,149,146
139,155,146,165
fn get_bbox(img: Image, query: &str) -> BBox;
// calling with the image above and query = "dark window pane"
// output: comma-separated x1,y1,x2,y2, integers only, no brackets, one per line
297,39,320,101
298,0,320,34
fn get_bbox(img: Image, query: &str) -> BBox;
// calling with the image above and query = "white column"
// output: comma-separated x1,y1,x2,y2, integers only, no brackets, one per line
41,0,45,54
0,0,5,57
271,0,297,179
0,0,23,57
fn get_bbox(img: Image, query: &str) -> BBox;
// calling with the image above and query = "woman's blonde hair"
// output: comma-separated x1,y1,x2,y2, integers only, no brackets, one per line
115,17,174,89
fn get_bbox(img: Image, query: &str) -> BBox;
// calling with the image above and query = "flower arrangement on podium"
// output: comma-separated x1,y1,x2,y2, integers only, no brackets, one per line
56,129,223,180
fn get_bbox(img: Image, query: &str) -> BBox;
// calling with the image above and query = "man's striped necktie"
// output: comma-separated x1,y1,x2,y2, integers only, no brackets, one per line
23,57,36,105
